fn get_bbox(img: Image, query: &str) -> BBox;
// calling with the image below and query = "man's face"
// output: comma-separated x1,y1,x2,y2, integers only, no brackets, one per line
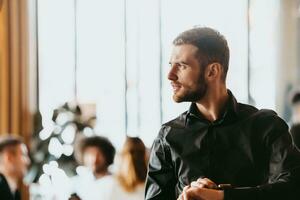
83,146,107,174
7,144,30,179
168,44,207,103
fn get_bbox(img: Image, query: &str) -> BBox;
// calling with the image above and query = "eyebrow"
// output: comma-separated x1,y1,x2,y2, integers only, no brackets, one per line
169,61,189,65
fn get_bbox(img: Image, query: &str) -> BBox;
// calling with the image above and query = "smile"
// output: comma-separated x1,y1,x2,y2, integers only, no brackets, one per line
171,83,181,92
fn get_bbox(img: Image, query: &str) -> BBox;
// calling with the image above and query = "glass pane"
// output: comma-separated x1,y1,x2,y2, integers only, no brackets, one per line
125,0,161,146
249,0,280,110
76,0,126,148
38,0,75,126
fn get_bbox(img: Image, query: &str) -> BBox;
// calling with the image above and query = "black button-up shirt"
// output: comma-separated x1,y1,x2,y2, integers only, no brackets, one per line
145,92,300,200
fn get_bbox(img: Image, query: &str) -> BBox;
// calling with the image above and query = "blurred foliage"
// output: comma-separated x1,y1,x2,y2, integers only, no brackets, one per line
25,102,96,183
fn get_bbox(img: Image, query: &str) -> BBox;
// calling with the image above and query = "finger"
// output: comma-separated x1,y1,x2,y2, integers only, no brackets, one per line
183,189,189,200
190,181,206,188
197,177,214,184
197,179,216,187
177,194,183,200
183,185,190,191
197,178,217,189
179,185,189,200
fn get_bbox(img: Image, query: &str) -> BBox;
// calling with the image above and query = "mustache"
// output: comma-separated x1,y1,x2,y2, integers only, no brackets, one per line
171,82,181,86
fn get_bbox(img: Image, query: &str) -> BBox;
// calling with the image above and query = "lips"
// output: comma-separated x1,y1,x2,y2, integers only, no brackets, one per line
171,82,181,92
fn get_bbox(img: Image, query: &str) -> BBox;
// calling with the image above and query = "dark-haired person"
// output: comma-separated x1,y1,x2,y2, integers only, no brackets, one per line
0,135,30,200
70,136,116,200
145,27,300,200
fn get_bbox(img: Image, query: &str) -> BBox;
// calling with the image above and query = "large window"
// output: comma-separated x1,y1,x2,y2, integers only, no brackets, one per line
38,0,276,148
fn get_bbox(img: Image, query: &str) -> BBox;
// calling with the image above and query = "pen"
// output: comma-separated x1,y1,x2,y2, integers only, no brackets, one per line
217,184,232,190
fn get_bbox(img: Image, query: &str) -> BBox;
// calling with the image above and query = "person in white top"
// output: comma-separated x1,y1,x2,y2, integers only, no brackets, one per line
69,136,116,200
109,137,148,200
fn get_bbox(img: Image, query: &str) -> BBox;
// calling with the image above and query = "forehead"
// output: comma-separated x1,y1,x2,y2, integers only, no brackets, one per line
83,146,101,154
170,44,199,62
3,144,27,157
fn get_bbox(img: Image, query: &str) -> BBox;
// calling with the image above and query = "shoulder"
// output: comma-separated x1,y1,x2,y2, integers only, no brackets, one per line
251,108,287,129
156,111,188,140
163,111,188,129
0,174,10,194
238,104,289,142
110,178,145,200
0,174,5,185
0,174,10,191
237,103,283,124
236,103,258,118
0,181,11,199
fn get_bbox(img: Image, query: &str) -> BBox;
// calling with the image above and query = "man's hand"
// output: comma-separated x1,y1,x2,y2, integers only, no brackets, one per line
190,178,218,189
177,178,224,200
178,186,224,200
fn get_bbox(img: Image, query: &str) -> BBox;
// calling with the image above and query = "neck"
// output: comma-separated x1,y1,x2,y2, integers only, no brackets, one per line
94,170,109,179
196,86,229,122
0,169,18,192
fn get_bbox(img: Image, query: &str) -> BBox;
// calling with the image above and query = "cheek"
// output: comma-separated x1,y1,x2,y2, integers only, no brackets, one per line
180,69,201,85
83,155,94,166
10,158,23,172
96,155,106,166
182,75,201,88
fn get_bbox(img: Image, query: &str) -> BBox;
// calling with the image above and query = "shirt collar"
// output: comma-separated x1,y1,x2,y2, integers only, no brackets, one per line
184,90,239,126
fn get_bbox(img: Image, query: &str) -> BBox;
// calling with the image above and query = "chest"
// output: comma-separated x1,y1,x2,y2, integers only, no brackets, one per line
166,125,268,186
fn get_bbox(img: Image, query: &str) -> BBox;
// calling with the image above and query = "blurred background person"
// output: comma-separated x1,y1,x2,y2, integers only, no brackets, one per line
0,135,30,200
69,135,116,200
110,137,148,200
290,91,300,150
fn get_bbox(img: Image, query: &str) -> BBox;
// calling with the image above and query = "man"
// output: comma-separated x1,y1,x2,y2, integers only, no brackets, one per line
77,136,115,179
290,91,300,149
145,27,300,200
70,136,116,200
0,135,30,200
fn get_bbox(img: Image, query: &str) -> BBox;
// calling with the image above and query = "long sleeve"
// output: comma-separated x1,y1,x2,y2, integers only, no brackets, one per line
224,117,300,200
145,133,177,200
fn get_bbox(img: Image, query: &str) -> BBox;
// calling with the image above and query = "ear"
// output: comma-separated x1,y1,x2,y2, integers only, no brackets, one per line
205,63,222,80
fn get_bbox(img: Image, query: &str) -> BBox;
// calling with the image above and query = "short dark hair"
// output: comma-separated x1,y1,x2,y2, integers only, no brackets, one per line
77,136,115,166
0,135,23,154
173,27,230,80
291,91,300,105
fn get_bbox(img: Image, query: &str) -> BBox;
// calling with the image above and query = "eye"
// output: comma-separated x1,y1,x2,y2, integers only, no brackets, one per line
178,64,187,70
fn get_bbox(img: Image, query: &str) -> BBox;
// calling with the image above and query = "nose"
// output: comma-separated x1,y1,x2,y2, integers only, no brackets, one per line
168,65,178,81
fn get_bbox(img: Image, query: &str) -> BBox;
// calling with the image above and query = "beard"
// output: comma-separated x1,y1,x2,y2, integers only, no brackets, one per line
172,72,207,103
